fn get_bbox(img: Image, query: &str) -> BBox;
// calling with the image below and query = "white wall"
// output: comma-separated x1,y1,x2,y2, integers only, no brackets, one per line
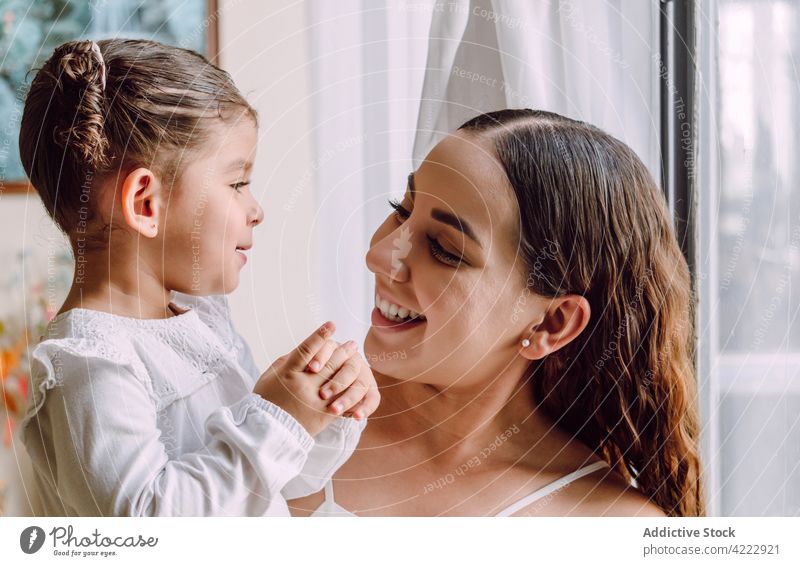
218,0,319,369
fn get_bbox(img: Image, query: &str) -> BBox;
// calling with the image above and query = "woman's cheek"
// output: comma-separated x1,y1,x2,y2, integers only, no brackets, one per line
438,282,505,341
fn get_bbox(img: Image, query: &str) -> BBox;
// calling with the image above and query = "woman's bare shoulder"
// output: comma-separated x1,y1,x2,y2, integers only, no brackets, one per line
517,465,666,517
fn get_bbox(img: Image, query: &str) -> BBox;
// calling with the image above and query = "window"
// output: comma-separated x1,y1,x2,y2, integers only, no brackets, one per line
710,0,800,516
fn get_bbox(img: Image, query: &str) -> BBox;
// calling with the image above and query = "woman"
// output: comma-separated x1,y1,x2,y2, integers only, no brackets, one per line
290,109,704,516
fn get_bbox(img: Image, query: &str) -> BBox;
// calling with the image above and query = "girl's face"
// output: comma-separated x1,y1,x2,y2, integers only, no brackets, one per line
162,118,263,295
364,131,549,390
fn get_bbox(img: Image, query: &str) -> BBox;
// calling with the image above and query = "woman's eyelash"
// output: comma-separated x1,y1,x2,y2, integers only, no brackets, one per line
387,199,463,266
426,235,462,265
231,181,251,193
388,198,410,219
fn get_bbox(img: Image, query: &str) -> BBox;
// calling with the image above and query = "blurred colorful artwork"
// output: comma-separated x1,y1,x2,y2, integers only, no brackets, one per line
0,248,72,449
0,0,216,192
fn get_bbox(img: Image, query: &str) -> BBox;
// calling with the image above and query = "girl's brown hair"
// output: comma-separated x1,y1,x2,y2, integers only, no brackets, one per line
459,109,704,516
19,38,256,245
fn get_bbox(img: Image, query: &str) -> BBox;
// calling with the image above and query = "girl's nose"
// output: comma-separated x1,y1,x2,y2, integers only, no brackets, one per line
365,227,411,283
249,202,264,227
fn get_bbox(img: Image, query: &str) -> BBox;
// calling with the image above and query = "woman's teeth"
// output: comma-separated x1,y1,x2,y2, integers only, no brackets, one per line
375,293,426,322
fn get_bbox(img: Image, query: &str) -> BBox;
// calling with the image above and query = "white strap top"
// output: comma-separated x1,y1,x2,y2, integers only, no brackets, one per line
310,460,610,517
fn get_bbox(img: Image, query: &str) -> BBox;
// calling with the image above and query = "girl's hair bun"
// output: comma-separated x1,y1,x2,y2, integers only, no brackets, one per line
49,39,109,171
20,38,256,243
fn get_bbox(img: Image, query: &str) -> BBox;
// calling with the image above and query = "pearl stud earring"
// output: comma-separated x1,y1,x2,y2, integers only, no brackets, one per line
521,338,531,348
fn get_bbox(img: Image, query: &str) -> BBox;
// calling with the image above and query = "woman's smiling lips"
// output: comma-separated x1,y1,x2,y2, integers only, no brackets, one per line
371,307,426,331
371,287,427,331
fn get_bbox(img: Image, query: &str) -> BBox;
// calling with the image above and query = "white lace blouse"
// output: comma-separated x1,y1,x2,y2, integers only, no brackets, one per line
20,292,365,516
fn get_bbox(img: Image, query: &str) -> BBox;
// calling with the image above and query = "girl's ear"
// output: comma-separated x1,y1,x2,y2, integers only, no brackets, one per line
519,295,591,361
121,167,162,238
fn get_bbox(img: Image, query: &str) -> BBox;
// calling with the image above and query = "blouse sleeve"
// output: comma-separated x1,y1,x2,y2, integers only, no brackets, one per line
221,312,368,500
281,415,367,500
21,342,314,517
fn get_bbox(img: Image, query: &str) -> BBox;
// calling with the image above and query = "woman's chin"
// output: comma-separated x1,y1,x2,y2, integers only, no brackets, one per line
363,333,409,367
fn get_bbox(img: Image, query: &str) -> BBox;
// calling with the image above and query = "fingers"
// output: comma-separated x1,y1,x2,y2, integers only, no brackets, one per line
286,321,336,371
306,339,341,373
319,352,361,401
327,366,373,417
315,340,358,380
345,381,380,420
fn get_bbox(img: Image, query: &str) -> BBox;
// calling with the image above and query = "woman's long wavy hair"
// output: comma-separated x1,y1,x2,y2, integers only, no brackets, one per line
459,109,704,516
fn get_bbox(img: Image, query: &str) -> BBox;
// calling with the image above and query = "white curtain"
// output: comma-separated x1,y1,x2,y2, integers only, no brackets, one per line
699,0,800,517
306,1,431,342
308,0,660,343
413,0,661,177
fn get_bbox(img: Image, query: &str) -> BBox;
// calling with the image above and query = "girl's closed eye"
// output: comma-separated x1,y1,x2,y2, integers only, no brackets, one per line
231,180,251,193
387,199,464,267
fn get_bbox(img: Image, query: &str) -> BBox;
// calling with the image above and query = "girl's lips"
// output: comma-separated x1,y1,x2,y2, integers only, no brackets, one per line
370,307,426,332
236,250,247,264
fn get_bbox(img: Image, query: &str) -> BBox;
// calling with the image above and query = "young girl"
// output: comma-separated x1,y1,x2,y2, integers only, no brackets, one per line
18,38,379,516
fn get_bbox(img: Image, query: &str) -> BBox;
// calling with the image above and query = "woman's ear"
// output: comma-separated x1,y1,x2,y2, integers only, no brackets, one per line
519,295,591,360
121,167,162,238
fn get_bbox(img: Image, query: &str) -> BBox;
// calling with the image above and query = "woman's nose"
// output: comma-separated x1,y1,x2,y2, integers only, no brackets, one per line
365,226,411,283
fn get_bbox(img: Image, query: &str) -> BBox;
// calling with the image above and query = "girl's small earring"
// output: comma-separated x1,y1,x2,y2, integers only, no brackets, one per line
521,338,531,348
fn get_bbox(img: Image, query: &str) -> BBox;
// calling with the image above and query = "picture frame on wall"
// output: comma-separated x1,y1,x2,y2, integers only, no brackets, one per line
0,0,219,195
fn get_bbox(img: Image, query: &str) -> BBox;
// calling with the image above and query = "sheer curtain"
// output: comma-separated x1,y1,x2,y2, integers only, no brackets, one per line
306,1,431,342
699,0,800,517
412,0,661,176
308,0,661,342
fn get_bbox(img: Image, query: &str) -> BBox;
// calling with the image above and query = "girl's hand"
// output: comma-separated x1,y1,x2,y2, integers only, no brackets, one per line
252,322,378,436
304,336,381,421
319,354,380,421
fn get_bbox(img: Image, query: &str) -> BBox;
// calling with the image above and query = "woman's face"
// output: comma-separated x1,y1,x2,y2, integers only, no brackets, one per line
365,131,549,389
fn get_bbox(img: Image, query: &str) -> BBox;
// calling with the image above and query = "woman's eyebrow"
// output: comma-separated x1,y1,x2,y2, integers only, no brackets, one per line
431,208,482,248
409,171,482,248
